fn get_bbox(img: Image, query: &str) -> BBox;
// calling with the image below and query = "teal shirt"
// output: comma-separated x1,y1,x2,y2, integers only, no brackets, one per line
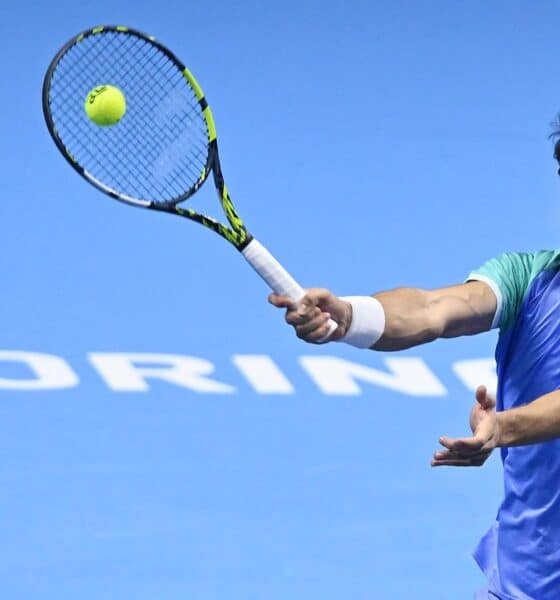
468,250,560,600
469,250,560,331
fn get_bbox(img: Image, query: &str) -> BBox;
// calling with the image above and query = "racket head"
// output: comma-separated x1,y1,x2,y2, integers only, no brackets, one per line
42,25,217,208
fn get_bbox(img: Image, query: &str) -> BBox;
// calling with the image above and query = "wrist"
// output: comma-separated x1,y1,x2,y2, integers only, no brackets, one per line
496,408,525,448
339,296,385,349
495,411,507,448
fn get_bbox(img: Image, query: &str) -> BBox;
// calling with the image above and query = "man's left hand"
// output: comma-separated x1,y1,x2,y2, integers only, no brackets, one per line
431,385,500,467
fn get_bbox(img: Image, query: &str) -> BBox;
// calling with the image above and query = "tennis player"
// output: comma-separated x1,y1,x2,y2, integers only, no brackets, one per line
269,139,560,600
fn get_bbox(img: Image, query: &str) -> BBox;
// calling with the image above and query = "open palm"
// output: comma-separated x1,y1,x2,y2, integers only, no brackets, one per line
432,385,499,467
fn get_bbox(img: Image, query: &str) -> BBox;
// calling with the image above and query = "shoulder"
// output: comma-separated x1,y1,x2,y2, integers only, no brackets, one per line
467,250,560,331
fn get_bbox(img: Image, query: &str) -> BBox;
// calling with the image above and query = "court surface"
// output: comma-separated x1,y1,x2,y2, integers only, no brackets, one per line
1,2,559,598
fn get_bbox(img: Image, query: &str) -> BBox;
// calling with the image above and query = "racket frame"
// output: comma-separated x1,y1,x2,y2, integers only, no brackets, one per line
42,25,250,249
42,25,338,339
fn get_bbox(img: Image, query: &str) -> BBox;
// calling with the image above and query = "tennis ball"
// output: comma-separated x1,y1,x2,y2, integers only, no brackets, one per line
84,85,126,126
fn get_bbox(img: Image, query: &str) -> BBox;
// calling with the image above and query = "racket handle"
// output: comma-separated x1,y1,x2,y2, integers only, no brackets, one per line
241,238,338,341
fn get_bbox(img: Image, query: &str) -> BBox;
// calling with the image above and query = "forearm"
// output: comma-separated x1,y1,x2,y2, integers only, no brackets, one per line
271,281,495,349
371,284,493,351
497,390,560,447
372,288,441,351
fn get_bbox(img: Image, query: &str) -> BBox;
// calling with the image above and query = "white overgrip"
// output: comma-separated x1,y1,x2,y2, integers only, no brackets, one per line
241,238,338,340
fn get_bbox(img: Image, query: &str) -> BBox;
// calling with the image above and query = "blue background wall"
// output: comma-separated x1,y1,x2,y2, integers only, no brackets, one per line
1,2,559,598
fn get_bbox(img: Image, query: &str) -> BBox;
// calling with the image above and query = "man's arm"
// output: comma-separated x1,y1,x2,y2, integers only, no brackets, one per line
268,281,497,349
497,390,560,447
432,387,560,467
373,281,496,350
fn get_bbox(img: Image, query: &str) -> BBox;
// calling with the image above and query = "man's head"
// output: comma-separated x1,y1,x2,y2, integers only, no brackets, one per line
551,117,560,173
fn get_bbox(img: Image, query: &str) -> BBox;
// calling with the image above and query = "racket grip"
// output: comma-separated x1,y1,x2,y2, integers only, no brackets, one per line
241,238,338,341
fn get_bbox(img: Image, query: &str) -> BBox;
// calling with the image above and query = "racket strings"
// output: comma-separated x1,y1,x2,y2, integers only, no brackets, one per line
87,34,209,197
50,35,177,200
47,29,211,203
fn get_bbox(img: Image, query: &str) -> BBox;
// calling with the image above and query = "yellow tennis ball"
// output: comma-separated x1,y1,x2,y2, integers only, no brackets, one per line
84,85,126,126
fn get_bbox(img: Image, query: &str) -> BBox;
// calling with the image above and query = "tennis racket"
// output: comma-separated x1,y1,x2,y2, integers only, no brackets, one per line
42,25,338,339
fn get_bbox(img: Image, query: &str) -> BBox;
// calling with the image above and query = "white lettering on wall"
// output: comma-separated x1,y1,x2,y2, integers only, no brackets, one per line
452,359,497,396
88,353,235,393
232,355,294,394
0,351,79,390
0,350,496,397
299,356,447,396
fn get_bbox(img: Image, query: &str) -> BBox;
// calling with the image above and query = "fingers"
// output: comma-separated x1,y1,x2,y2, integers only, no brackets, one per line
288,305,320,325
432,383,498,469
431,451,491,467
268,294,321,323
432,447,490,461
268,293,321,317
268,293,297,309
295,311,333,343
268,289,344,344
438,435,484,454
475,385,487,406
268,291,334,343
432,436,493,467
289,307,325,331
475,384,496,410
268,288,334,310
285,305,333,343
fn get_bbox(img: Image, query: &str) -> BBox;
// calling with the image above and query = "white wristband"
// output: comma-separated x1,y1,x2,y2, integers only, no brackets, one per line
340,296,385,349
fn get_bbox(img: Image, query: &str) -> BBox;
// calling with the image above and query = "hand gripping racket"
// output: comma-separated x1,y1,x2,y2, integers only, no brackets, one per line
42,25,338,340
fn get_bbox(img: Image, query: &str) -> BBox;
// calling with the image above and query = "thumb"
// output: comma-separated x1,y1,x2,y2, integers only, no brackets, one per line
268,293,296,308
300,289,326,308
475,385,496,410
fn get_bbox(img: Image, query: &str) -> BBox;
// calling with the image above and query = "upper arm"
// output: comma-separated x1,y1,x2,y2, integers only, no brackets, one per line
426,281,497,338
373,281,497,350
467,251,559,331
428,250,560,337
372,251,559,350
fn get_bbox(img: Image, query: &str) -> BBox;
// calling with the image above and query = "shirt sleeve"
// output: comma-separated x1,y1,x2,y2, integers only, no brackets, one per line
467,251,559,332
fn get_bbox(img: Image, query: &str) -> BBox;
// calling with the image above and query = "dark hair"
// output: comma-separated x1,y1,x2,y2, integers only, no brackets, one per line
550,115,560,165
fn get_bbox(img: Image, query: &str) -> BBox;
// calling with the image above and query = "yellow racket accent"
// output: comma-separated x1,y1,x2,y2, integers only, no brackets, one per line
183,67,204,100
204,107,217,142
